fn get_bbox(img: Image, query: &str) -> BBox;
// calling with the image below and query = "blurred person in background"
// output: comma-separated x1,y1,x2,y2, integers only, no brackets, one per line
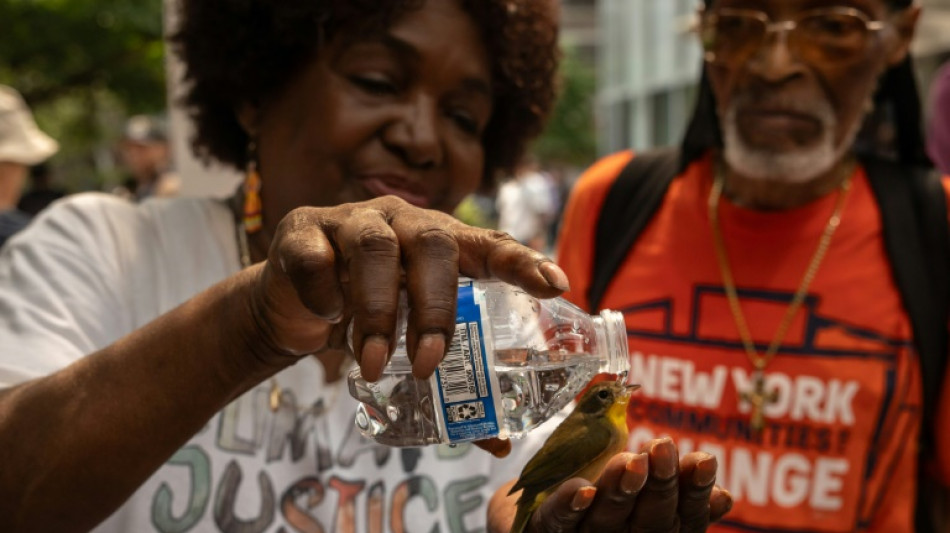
496,156,559,253
0,85,59,247
17,163,68,217
113,114,180,200
0,0,728,531
557,0,950,531
928,61,950,174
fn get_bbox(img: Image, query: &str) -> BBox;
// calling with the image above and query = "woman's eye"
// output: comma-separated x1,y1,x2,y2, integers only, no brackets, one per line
449,109,480,135
351,75,398,96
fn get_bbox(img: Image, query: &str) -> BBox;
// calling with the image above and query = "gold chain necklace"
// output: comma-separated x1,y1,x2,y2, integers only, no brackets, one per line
235,221,283,412
707,162,853,431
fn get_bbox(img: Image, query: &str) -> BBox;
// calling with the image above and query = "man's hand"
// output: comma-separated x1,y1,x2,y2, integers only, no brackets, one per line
488,437,732,532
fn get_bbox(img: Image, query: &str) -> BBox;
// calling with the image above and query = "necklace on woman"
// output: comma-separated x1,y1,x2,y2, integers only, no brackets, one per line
707,161,853,431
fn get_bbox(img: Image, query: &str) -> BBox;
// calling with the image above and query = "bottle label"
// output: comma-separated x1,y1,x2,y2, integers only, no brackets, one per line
433,280,500,443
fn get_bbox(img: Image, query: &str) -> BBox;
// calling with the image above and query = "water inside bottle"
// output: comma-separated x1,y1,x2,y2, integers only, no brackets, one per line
351,348,603,446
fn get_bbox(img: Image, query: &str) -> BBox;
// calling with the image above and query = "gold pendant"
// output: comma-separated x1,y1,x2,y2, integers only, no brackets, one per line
740,371,779,431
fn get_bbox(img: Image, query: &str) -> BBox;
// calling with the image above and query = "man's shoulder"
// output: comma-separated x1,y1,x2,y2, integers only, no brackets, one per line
573,150,636,195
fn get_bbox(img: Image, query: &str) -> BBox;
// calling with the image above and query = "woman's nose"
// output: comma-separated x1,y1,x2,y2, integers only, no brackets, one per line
383,95,444,170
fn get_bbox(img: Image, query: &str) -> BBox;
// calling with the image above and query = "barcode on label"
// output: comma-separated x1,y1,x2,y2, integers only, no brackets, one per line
469,323,489,397
447,401,486,422
439,323,478,403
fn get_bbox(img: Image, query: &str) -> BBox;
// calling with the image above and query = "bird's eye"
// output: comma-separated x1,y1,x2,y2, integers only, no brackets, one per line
598,389,611,400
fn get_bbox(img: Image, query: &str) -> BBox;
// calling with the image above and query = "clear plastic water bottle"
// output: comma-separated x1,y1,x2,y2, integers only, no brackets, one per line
347,278,629,446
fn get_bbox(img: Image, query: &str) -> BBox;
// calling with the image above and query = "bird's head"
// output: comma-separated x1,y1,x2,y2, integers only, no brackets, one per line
575,379,640,417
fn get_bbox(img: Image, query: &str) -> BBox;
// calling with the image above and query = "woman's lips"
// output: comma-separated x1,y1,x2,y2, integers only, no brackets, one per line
358,175,431,208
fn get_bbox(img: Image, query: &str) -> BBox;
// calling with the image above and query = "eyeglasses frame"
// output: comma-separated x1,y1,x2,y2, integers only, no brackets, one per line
697,6,888,66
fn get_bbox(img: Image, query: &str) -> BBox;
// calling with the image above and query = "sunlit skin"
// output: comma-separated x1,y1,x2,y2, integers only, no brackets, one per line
0,162,27,209
235,0,503,384
242,0,492,257
706,0,919,209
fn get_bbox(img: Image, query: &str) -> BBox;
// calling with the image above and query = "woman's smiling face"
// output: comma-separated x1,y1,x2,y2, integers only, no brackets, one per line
249,0,493,227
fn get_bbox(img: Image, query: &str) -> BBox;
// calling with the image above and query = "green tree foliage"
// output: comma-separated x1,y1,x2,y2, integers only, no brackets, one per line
532,48,598,168
0,0,166,190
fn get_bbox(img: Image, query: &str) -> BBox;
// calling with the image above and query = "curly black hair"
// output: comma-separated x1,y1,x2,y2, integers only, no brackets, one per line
172,0,560,186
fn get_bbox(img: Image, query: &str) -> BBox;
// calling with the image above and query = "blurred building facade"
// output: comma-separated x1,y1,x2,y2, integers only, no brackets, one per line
597,0,950,155
561,0,599,65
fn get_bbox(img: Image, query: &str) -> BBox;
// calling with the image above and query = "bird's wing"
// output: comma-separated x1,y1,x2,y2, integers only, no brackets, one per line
509,417,613,499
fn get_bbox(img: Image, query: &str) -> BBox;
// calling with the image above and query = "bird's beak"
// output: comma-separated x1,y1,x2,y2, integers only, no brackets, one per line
617,383,641,405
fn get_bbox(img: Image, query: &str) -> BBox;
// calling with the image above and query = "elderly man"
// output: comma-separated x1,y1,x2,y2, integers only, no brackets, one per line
557,0,948,531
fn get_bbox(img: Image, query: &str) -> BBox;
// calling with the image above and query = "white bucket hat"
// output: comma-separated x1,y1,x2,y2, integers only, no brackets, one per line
0,85,59,166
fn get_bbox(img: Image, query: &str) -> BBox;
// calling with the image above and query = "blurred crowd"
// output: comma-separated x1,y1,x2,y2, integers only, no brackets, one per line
0,86,178,247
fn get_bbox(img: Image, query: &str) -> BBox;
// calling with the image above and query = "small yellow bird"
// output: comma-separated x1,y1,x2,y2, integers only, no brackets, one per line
508,379,639,533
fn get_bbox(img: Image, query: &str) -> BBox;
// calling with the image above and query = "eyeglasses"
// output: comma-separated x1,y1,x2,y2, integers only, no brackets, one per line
699,7,887,68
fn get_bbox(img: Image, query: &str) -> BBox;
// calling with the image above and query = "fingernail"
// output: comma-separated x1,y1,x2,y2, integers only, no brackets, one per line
360,336,390,382
412,333,445,379
717,488,734,513
694,454,717,487
621,452,649,494
539,262,570,292
651,438,677,479
571,486,597,511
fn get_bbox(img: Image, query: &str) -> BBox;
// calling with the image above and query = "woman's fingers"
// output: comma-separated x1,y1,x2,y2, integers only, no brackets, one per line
270,209,345,322
263,196,571,381
254,209,343,358
454,224,568,299
391,208,461,379
334,208,403,382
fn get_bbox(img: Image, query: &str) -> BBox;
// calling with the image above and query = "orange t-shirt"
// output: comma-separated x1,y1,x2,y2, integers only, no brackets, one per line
558,151,950,531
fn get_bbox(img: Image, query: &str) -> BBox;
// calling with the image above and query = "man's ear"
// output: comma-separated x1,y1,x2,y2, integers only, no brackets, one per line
887,5,921,66
236,103,260,137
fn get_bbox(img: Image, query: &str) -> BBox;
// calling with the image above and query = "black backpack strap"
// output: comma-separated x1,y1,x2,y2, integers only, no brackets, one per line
589,147,680,311
862,157,949,533
863,157,949,435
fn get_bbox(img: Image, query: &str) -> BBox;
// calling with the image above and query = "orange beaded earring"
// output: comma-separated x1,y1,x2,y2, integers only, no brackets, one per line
243,139,262,234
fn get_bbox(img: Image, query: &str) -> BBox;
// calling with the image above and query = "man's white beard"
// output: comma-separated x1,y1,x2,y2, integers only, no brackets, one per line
721,95,859,184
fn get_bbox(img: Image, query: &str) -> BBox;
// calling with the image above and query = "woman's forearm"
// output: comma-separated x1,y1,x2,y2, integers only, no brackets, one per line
0,265,302,532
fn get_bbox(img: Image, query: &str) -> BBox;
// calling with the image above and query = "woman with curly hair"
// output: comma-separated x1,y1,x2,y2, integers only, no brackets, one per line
0,1,726,531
